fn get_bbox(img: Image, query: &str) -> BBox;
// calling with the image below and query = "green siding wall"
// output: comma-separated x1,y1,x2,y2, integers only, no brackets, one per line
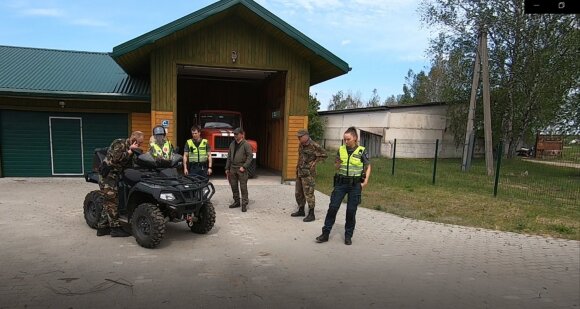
0,110,127,177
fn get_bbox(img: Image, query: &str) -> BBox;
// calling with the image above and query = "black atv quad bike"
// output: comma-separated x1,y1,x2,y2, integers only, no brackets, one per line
83,149,216,248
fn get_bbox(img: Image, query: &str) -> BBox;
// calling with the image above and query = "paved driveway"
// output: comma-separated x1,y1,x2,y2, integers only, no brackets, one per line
0,177,578,309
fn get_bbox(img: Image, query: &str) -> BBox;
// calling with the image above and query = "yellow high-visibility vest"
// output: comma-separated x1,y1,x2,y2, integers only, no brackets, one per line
186,139,209,163
338,145,365,177
151,141,173,159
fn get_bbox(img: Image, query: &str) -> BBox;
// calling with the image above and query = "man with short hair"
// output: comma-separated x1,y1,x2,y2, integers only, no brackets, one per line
225,127,253,212
292,129,327,222
97,131,144,237
183,125,213,178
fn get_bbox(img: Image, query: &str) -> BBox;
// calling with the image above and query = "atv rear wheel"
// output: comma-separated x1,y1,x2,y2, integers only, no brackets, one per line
188,202,216,234
131,203,166,248
83,190,103,229
247,159,257,178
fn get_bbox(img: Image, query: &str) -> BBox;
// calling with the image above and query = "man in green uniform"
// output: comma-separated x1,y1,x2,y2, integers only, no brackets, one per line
225,127,253,212
97,131,144,237
291,129,327,222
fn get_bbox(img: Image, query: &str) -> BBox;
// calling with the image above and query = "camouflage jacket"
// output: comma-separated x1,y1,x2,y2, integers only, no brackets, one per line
296,139,327,177
105,138,135,174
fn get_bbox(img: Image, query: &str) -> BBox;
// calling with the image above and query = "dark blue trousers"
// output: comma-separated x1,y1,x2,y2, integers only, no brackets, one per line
188,162,208,179
322,182,362,238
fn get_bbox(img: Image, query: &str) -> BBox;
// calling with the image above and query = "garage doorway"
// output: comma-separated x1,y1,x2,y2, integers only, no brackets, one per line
176,65,286,174
49,117,84,175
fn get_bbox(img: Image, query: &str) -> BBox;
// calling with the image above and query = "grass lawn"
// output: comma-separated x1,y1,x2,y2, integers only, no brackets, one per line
314,154,580,240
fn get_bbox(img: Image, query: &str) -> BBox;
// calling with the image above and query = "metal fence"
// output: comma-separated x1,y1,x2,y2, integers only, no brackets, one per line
386,137,580,207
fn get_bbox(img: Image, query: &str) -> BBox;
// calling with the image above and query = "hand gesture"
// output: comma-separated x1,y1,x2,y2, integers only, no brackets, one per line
128,141,139,154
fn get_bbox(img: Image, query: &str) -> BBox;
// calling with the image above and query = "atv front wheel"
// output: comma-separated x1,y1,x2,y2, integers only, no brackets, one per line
131,203,166,248
83,190,103,229
188,202,216,234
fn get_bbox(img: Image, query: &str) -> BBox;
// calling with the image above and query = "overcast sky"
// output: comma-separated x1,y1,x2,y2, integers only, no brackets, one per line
0,0,434,110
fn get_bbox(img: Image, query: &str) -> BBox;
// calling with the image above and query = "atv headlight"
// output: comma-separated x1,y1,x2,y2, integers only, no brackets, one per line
202,187,210,199
160,192,176,201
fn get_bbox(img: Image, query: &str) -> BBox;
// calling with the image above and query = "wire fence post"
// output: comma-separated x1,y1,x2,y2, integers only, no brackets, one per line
391,139,397,176
433,139,439,185
493,140,503,197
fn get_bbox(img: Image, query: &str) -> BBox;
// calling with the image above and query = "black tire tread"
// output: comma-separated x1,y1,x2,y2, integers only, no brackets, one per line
131,203,166,248
83,190,102,229
190,202,216,234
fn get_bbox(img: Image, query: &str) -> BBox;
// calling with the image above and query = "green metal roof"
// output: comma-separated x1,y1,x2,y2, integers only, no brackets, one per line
112,0,350,85
0,45,149,100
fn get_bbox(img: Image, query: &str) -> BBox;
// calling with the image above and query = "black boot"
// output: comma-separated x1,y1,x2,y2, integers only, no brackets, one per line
316,231,329,243
110,227,131,237
291,207,305,217
345,237,352,245
96,227,110,236
241,204,247,212
229,201,240,208
303,209,315,222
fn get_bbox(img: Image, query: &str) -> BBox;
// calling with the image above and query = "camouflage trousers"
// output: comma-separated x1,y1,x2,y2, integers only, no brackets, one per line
98,175,121,228
228,167,249,206
295,175,316,210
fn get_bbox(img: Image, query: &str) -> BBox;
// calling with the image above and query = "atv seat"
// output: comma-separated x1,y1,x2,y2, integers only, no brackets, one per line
123,169,144,187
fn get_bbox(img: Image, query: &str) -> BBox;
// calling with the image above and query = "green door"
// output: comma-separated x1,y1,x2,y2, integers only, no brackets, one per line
50,117,84,175
0,110,128,177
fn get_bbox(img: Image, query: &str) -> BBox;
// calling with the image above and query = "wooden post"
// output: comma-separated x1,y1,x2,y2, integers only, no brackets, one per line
480,29,494,176
461,28,494,176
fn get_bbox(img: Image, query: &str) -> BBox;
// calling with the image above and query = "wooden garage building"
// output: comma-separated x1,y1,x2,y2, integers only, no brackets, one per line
0,0,349,180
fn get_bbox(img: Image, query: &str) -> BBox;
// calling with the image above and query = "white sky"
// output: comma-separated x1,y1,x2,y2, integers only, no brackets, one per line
0,0,435,110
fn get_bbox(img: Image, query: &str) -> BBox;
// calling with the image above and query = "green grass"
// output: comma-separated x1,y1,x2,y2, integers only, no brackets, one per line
315,154,580,240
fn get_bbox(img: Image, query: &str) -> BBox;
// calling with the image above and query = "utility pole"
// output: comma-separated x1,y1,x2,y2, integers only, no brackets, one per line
461,28,494,176
461,34,481,172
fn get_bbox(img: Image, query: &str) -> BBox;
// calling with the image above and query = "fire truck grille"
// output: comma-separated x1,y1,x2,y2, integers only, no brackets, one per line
214,136,234,150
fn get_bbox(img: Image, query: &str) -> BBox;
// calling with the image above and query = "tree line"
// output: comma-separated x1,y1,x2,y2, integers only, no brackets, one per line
319,0,579,156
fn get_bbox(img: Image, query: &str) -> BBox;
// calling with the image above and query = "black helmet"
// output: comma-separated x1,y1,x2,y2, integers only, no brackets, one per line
153,126,166,136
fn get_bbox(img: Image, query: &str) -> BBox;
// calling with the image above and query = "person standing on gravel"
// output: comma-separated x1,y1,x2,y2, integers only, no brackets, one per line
225,127,253,212
183,125,213,178
291,129,327,222
316,126,371,245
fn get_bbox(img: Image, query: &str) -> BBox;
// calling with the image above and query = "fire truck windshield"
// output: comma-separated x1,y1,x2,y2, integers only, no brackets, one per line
200,113,240,129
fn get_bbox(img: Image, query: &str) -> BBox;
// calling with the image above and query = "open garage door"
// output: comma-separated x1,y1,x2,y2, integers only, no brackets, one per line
176,65,286,174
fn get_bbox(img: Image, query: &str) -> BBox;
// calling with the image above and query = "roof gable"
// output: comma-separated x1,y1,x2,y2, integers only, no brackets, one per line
111,0,349,85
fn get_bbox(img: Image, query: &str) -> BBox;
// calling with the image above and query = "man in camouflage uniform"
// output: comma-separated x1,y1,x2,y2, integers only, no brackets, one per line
291,129,327,222
97,131,144,237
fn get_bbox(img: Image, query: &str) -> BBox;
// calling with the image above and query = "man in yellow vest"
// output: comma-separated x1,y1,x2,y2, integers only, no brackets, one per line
316,127,371,246
183,125,213,178
149,125,174,160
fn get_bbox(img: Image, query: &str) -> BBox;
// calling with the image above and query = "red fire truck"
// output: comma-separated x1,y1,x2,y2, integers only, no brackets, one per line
195,110,257,177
